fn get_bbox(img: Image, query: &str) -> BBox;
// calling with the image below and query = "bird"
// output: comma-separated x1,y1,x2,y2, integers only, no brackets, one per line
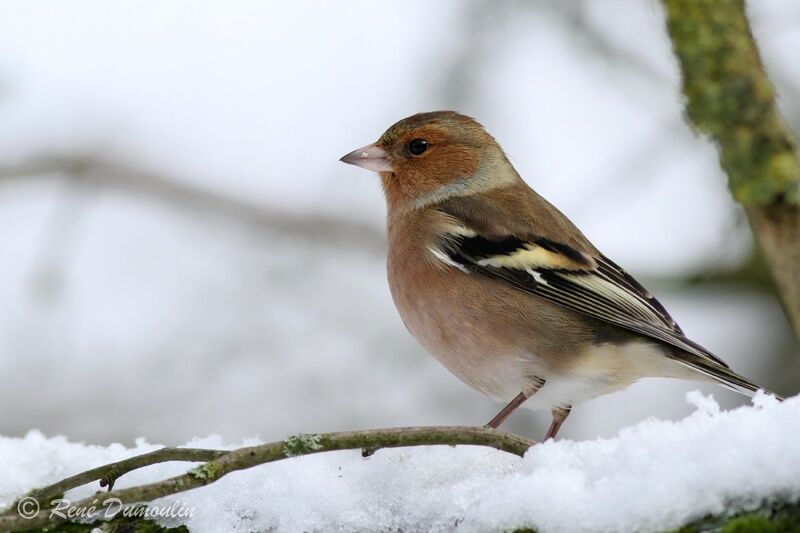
339,111,782,440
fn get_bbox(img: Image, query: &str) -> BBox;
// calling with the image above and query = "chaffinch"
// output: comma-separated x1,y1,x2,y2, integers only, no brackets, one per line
340,111,781,440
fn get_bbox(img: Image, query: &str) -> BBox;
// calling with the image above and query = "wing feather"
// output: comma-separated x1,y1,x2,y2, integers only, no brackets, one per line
439,230,732,370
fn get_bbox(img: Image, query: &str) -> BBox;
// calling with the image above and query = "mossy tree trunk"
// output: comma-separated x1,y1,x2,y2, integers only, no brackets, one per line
663,0,800,337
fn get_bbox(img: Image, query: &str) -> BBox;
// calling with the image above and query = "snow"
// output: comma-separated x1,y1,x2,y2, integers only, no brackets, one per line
1,392,798,533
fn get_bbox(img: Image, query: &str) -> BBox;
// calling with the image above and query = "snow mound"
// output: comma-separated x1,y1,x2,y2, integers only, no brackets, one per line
1,392,798,533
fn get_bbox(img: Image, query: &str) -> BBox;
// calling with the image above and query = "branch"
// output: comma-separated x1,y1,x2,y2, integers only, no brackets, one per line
0,426,534,532
27,448,229,503
662,0,800,336
0,155,385,253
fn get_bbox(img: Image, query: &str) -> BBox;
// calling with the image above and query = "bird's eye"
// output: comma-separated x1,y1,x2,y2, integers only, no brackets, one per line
408,139,429,156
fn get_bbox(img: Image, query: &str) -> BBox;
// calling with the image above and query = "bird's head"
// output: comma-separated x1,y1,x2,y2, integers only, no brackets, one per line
340,111,519,212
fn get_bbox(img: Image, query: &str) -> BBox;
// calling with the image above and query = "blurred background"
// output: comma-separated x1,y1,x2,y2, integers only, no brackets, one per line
0,0,798,446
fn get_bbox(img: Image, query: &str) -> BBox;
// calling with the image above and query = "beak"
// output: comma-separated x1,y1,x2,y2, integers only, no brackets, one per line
339,143,393,173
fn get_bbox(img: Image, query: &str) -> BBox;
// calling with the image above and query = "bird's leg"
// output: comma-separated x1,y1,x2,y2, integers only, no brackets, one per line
485,392,527,429
544,405,572,441
485,378,545,429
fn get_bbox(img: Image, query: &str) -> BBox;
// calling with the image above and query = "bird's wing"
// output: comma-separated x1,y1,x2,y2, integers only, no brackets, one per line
432,221,735,372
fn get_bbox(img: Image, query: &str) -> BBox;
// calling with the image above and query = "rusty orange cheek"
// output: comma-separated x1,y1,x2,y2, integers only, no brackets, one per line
416,146,479,186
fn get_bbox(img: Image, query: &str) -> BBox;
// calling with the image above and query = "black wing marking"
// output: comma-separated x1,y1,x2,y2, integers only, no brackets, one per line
440,233,731,370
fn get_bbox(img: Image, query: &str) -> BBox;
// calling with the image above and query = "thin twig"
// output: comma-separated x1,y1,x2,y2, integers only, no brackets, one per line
0,426,534,532
27,447,230,503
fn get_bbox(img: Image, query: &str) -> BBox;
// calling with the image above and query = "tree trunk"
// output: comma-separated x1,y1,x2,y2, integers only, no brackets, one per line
662,0,800,337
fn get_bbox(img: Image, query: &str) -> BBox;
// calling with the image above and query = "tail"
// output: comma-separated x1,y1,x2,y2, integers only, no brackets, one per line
692,359,783,400
668,345,784,401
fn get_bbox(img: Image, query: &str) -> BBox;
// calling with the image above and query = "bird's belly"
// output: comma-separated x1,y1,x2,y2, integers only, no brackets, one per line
400,302,533,402
389,267,557,403
389,261,693,409
521,341,700,411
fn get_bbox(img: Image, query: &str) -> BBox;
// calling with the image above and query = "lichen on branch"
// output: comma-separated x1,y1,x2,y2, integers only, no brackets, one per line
663,0,800,337
663,0,800,206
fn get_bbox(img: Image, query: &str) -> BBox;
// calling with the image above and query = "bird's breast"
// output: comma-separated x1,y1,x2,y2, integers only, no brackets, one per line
385,212,564,401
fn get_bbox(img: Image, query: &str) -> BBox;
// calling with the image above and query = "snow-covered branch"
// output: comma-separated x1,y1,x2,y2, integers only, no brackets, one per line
1,394,798,532
0,426,532,532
